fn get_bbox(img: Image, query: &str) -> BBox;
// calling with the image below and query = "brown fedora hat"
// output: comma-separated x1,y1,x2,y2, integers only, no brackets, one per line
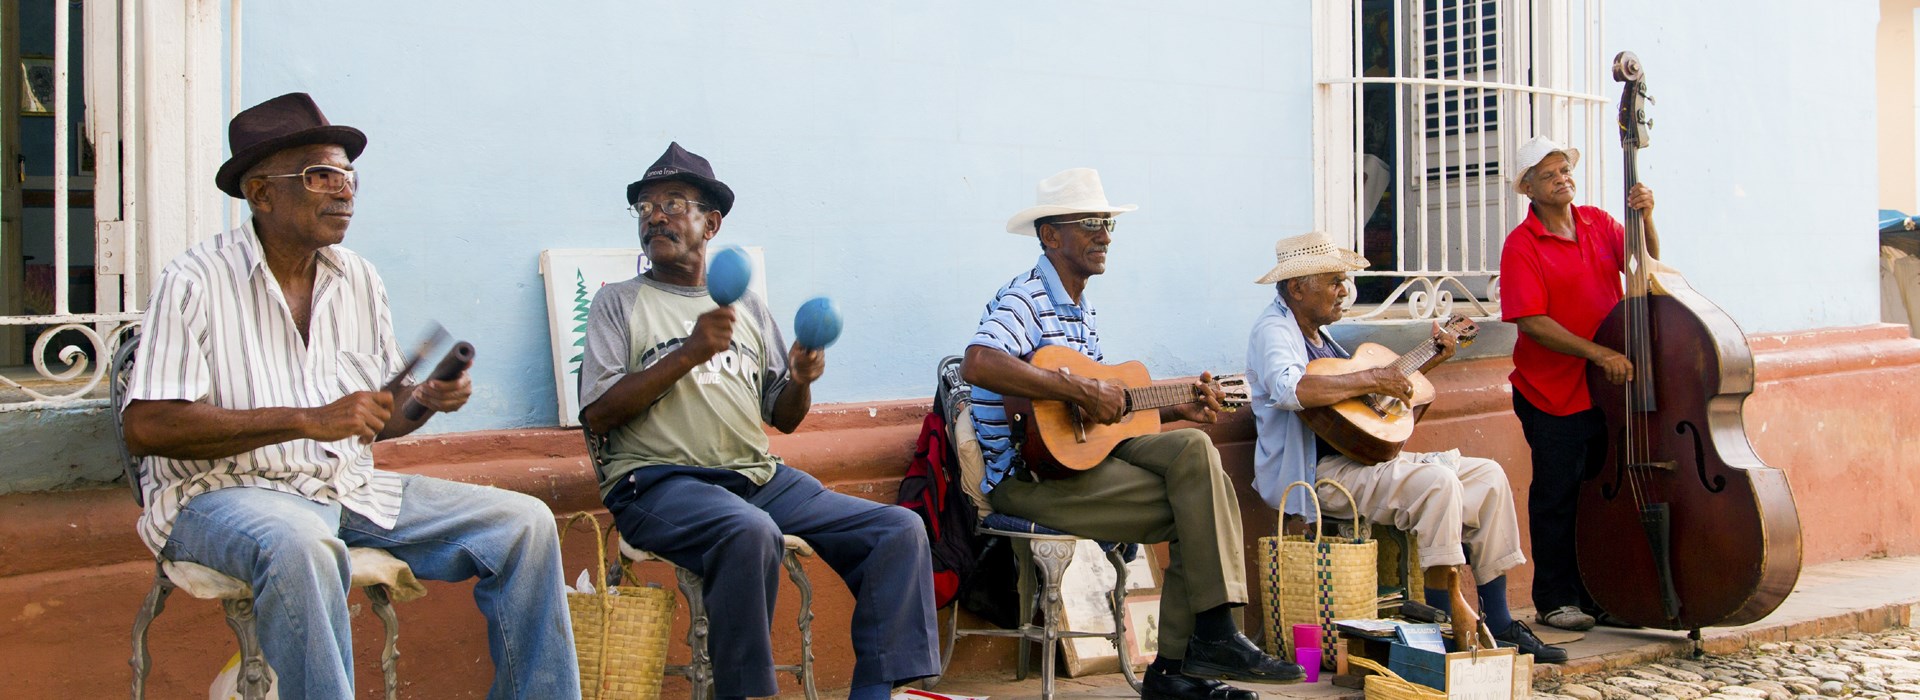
214,92,366,199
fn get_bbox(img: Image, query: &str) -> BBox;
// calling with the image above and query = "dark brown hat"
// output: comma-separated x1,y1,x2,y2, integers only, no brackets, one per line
214,92,366,199
625,142,735,215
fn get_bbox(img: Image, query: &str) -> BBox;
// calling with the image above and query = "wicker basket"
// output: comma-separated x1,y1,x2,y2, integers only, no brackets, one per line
1258,479,1378,668
563,512,677,700
1350,656,1447,700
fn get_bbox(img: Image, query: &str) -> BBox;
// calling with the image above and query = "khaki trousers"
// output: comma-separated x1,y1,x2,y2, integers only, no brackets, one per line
1315,450,1528,582
988,428,1247,659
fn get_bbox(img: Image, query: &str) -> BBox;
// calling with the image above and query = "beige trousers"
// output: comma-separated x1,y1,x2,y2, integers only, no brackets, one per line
988,428,1247,659
1315,450,1527,582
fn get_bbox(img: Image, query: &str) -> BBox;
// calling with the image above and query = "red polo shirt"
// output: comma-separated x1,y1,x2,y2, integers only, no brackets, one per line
1499,205,1625,416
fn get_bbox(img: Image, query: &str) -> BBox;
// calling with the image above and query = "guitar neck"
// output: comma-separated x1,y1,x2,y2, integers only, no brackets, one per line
1391,339,1440,377
1123,383,1199,413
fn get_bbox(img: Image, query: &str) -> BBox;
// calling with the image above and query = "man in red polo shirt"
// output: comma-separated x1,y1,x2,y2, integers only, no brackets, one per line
1499,135,1658,632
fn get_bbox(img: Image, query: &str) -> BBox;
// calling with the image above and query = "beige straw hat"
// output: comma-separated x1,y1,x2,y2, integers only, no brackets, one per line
1254,232,1370,284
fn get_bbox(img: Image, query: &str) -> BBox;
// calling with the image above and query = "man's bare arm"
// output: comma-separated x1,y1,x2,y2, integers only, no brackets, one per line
961,345,1126,424
124,391,392,460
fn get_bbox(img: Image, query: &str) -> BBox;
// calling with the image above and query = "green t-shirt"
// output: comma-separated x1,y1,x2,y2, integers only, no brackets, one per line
578,275,790,496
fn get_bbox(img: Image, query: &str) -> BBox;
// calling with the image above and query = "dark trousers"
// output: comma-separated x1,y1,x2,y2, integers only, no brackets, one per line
1512,393,1608,612
606,465,939,698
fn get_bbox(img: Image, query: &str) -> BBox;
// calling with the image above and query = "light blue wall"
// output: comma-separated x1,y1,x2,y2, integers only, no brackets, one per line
226,1,1878,435
1603,0,1881,333
237,2,1314,431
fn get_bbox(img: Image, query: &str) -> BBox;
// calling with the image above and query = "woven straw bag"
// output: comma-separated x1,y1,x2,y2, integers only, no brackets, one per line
1258,479,1378,668
563,512,677,700
1349,656,1447,700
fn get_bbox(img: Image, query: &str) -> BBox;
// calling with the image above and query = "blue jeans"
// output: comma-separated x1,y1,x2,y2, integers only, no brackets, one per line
606,464,940,698
162,475,580,700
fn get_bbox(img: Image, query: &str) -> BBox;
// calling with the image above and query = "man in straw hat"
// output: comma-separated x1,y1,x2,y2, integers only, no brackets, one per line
1498,135,1657,632
1244,231,1566,663
962,168,1303,700
119,92,578,697
581,142,939,700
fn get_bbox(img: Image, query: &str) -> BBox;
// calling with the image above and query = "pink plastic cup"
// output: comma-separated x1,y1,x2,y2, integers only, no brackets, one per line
1291,623,1321,653
1296,647,1323,682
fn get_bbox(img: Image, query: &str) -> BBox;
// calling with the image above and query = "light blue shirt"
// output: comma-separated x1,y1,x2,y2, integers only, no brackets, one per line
1245,296,1348,517
967,255,1103,494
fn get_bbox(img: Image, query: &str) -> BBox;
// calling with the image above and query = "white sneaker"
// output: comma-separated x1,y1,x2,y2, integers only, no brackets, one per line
1538,605,1596,631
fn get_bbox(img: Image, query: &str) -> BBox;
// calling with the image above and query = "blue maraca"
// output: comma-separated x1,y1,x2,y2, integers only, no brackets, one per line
708,246,753,306
794,297,844,349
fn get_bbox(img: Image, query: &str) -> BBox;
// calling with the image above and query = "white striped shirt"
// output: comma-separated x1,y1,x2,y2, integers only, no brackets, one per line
125,221,406,556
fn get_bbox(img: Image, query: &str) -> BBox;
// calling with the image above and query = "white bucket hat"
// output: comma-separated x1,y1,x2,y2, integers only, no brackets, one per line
1255,232,1370,284
1511,136,1581,194
1005,167,1138,235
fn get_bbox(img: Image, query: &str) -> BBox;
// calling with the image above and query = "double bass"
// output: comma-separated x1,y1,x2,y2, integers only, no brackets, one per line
1574,52,1803,635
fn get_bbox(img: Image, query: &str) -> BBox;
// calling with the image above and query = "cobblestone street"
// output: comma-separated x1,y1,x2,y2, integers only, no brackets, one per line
1537,631,1920,700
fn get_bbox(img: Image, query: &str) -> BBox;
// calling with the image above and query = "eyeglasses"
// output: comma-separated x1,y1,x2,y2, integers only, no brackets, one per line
629,198,712,219
256,165,358,195
1044,217,1117,233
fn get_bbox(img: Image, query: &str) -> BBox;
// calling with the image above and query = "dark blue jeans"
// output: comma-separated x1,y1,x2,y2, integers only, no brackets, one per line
1512,392,1609,612
605,464,939,698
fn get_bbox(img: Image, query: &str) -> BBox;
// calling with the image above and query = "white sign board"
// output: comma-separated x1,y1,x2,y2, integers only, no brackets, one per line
1445,648,1527,700
538,247,766,426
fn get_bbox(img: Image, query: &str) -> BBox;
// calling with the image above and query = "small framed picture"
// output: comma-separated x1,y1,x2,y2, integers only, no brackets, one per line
1121,594,1163,661
20,56,55,116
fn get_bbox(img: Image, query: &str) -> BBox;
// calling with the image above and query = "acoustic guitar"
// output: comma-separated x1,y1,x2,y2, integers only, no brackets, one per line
1002,344,1250,479
1299,315,1478,465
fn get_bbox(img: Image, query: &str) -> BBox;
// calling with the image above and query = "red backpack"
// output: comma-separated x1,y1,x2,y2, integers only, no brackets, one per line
897,358,983,609
898,412,980,609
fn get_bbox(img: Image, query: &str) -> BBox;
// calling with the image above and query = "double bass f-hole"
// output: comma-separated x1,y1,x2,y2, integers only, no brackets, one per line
1676,421,1726,493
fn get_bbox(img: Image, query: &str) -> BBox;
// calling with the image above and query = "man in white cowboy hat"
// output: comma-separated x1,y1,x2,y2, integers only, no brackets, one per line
120,92,578,698
1498,135,1657,632
962,168,1303,700
1244,231,1566,663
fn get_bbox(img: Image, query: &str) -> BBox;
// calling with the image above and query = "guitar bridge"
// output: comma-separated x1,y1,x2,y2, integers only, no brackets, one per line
1629,461,1679,471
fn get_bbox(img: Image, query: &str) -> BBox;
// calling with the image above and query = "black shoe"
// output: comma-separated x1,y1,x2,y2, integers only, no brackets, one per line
1493,620,1568,664
1180,633,1306,683
1588,609,1644,629
1142,666,1260,700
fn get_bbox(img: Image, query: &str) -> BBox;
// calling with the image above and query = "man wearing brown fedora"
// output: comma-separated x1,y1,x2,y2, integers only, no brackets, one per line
1244,232,1565,663
962,168,1303,700
120,92,578,698
580,142,940,700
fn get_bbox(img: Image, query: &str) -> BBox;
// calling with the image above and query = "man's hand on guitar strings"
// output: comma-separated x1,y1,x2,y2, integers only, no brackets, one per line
1365,367,1415,403
1076,376,1128,425
1166,372,1227,424
1430,319,1460,363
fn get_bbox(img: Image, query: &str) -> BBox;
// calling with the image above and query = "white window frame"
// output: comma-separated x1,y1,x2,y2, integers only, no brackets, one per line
1314,0,1610,323
1,0,231,411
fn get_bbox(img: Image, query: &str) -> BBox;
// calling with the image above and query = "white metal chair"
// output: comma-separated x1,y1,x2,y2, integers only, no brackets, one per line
113,331,426,700
583,430,819,700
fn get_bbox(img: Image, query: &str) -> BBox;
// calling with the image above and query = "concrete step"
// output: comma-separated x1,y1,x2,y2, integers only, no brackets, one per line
897,555,1920,700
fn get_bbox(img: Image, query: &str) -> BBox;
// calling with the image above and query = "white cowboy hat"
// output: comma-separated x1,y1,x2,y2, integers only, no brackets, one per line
1510,135,1581,194
1005,167,1138,235
1254,232,1370,284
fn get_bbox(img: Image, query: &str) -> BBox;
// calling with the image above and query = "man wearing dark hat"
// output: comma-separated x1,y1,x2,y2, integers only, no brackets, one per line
579,142,938,700
120,92,578,699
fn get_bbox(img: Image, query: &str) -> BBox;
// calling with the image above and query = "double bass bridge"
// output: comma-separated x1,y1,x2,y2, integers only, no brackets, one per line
1629,460,1679,472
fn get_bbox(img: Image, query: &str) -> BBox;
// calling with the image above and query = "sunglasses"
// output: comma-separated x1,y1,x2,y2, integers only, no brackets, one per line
256,164,359,195
1045,217,1117,233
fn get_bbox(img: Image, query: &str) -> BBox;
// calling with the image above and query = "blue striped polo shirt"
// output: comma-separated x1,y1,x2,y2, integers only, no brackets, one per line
967,254,1103,494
